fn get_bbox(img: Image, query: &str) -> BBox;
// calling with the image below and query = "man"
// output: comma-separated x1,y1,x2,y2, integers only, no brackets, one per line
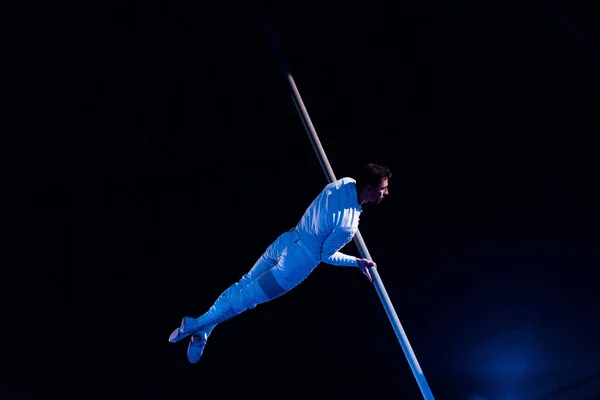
168,163,391,363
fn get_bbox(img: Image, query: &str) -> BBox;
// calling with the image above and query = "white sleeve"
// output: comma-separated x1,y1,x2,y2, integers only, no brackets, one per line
320,229,358,267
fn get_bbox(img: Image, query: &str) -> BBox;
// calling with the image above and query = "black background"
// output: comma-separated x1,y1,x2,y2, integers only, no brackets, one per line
2,0,599,399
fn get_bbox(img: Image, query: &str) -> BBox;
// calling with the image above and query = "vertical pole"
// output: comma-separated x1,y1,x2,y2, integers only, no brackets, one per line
251,2,435,399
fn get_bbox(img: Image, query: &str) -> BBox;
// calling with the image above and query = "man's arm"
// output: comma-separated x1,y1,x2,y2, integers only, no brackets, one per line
321,229,375,282
320,229,358,267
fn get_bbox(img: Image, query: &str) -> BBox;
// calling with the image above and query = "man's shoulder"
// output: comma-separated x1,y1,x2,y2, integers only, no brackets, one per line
327,177,356,189
321,178,356,197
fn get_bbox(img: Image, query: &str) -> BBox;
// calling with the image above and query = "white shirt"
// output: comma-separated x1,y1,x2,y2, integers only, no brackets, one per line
294,177,362,266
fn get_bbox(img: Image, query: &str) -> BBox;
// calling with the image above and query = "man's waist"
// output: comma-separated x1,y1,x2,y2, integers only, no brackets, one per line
289,227,320,262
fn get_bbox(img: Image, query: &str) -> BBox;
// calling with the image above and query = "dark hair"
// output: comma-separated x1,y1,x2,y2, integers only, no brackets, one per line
354,163,392,190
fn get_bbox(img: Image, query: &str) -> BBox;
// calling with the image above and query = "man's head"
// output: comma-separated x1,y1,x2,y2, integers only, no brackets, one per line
355,163,392,205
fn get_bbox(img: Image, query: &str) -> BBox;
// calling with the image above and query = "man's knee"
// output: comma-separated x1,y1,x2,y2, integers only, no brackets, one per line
223,279,272,314
257,269,288,300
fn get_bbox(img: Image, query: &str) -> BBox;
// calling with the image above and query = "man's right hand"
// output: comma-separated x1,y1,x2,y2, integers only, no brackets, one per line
356,258,376,283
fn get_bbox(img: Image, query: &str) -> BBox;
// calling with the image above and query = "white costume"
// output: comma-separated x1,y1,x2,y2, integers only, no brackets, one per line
169,177,364,363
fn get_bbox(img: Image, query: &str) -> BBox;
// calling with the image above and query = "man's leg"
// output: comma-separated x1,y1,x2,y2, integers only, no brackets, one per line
174,231,319,363
185,234,318,336
186,270,289,363
169,232,291,343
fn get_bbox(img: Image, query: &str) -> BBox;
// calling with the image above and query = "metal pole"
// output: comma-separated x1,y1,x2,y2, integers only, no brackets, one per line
543,0,600,56
251,2,435,399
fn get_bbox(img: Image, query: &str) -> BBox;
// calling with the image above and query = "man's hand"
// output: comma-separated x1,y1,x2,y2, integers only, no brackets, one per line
356,258,376,283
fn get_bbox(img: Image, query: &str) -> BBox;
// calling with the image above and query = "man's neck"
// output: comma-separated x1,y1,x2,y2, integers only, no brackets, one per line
357,188,367,205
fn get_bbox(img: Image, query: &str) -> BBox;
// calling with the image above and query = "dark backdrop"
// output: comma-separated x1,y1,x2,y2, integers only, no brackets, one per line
2,0,599,399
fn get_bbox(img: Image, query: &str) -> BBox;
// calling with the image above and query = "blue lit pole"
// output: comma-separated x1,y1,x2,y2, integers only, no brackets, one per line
543,0,600,56
251,2,435,399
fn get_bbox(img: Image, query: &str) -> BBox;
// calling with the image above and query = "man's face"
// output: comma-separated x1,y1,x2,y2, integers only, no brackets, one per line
368,178,389,204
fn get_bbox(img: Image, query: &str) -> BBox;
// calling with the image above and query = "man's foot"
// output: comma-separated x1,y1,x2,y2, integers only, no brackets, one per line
168,316,198,343
187,329,212,364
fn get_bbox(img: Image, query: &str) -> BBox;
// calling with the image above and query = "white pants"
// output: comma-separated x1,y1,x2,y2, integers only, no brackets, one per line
246,228,320,297
194,229,320,329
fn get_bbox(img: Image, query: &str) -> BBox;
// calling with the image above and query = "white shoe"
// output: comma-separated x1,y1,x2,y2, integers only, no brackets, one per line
168,316,198,343
187,328,212,364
